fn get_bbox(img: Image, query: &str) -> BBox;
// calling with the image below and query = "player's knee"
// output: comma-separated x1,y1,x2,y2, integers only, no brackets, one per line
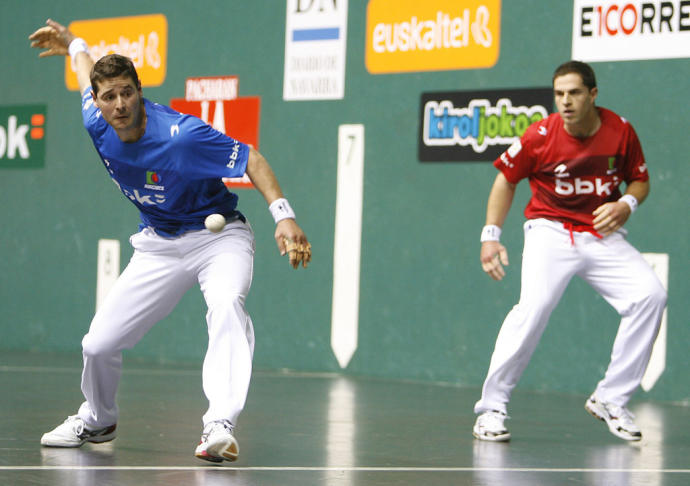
514,297,557,320
206,292,249,327
646,282,667,311
207,292,246,313
626,281,667,318
81,332,116,358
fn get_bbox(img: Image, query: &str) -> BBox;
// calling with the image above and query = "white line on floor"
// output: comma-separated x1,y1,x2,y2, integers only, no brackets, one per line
1,466,689,473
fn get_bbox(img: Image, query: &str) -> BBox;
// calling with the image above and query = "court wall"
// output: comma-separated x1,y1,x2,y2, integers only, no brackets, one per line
1,1,687,404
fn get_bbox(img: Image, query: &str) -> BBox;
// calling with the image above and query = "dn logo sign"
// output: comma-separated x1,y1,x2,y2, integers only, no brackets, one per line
0,104,46,169
293,0,339,13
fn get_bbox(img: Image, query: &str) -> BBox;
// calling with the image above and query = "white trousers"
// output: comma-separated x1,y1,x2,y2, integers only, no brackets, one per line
475,219,667,414
77,219,255,429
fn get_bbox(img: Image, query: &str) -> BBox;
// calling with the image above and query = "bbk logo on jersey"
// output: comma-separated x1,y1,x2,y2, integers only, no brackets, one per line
551,159,621,197
555,176,621,196
104,160,166,205
419,88,552,162
0,104,47,169
227,141,241,169
112,177,166,205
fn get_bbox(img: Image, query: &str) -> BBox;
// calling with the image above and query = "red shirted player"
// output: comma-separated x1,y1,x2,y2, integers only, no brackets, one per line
499,107,649,229
472,61,666,443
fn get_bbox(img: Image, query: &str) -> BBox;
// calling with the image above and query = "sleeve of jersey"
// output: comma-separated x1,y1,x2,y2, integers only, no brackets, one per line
622,124,649,183
492,129,536,183
180,118,250,180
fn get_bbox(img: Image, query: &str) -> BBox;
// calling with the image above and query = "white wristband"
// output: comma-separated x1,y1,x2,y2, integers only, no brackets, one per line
480,224,502,242
68,38,90,71
269,198,296,224
619,194,638,213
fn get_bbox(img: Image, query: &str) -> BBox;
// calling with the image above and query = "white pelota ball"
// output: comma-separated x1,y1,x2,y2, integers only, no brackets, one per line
204,214,226,233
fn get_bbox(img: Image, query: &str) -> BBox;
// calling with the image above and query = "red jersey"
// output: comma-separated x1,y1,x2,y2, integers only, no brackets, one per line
494,107,649,227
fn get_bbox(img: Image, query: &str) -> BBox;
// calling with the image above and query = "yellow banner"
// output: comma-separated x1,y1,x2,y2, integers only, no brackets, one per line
65,14,168,91
366,0,500,73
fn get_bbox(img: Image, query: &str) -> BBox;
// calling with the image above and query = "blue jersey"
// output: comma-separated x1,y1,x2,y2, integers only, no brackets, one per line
81,89,250,237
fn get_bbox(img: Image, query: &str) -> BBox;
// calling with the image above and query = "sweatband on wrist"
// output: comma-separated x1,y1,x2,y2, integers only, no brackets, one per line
619,194,638,213
480,225,502,242
269,198,296,224
68,38,90,70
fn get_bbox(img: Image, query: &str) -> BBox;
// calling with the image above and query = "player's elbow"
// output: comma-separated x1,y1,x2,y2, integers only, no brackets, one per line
246,148,267,175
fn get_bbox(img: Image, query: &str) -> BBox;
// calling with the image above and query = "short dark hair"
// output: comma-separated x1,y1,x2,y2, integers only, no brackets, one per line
552,60,597,90
90,54,141,97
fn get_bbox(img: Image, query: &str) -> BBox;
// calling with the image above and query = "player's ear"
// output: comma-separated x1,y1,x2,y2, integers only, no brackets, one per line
90,89,99,107
590,86,598,102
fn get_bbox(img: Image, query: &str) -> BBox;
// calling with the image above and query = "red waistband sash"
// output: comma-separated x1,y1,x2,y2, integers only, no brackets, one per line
562,222,603,245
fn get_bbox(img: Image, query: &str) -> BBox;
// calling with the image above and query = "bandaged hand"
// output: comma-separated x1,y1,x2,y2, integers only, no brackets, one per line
275,219,311,269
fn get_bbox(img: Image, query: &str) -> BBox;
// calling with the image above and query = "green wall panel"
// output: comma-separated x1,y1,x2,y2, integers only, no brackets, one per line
1,1,687,405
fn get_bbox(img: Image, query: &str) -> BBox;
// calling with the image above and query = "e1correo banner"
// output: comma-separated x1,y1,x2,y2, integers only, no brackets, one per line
572,0,690,62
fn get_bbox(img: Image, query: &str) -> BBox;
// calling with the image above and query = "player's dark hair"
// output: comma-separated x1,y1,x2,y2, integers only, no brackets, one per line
90,54,141,97
552,61,597,90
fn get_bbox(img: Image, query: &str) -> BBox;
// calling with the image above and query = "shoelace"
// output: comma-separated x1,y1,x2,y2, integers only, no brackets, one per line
607,404,636,426
202,420,234,441
480,411,508,428
65,415,85,435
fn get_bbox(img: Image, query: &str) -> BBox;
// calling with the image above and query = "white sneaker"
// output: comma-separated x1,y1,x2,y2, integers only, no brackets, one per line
585,395,642,441
194,420,239,462
40,416,117,447
473,410,511,442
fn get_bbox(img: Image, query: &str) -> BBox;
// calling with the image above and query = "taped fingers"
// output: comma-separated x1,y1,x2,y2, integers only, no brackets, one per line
284,239,299,268
283,238,312,269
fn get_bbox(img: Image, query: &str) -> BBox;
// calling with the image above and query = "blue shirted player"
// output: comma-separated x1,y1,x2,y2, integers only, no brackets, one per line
82,89,250,236
31,18,311,463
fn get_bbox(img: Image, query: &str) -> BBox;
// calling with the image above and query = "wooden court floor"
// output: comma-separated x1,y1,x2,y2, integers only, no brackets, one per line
1,351,688,486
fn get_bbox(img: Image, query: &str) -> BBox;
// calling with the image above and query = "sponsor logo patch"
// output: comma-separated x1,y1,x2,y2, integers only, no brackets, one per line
145,170,164,190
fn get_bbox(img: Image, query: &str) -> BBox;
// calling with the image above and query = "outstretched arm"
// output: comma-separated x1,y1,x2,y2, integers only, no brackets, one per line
243,147,311,269
29,19,93,94
480,172,516,281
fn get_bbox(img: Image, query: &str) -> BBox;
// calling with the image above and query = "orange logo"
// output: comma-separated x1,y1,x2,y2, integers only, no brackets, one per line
365,0,500,73
65,14,168,91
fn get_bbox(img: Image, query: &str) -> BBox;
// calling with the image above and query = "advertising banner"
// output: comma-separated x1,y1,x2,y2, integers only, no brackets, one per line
0,104,47,169
65,15,168,91
284,0,349,100
419,88,551,162
366,0,501,73
572,0,690,61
